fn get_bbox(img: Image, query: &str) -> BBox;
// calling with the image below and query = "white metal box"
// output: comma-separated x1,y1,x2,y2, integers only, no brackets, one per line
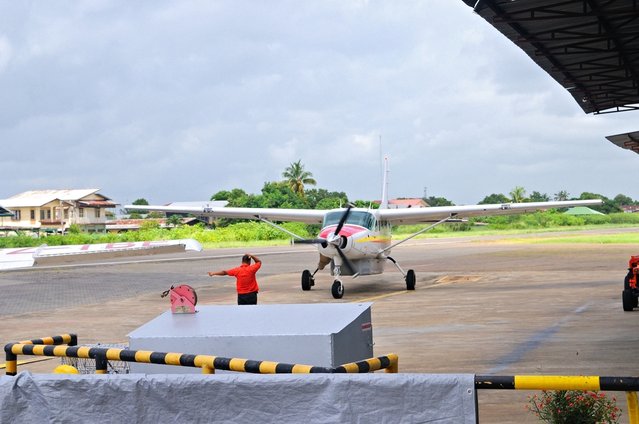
128,303,373,374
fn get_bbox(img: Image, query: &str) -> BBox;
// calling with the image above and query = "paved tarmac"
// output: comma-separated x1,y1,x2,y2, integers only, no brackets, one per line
2,230,638,423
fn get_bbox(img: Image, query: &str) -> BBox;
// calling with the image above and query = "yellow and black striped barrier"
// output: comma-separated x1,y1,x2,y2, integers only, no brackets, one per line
475,375,639,391
5,335,398,376
475,375,639,424
3,334,77,376
17,334,78,347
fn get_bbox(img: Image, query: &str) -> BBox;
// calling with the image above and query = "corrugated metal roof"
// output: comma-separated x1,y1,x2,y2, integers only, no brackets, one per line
462,0,639,114
0,189,104,207
606,130,639,154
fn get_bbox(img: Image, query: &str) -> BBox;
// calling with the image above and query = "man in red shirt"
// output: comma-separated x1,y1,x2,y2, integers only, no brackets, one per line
208,253,262,305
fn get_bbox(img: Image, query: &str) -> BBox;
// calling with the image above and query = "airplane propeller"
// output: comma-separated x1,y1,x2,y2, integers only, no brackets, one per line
295,204,357,274
333,203,352,236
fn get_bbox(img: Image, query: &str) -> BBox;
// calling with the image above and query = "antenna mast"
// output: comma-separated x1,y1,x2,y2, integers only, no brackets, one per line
380,156,389,209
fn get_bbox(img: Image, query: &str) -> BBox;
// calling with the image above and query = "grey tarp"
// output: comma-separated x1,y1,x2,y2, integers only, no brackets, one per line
0,372,476,423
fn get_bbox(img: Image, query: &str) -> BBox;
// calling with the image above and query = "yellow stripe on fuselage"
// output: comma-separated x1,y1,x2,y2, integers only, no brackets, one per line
355,236,391,243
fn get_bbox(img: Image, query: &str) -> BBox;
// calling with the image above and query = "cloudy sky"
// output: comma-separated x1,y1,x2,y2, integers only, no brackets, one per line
1,1,637,207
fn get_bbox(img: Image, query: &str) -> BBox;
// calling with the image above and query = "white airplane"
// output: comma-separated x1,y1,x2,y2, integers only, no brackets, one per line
126,163,602,299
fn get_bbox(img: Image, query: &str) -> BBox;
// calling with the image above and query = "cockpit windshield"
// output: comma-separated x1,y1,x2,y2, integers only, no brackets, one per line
323,210,376,231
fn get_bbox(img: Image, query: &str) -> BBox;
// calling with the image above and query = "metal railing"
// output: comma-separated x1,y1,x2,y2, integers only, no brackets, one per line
4,333,398,376
475,375,639,424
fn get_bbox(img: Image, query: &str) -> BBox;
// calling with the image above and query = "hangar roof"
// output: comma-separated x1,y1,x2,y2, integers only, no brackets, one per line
606,130,639,154
463,0,639,114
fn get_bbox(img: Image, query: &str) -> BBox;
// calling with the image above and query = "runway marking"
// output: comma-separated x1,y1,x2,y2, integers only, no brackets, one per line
354,291,409,303
353,279,455,303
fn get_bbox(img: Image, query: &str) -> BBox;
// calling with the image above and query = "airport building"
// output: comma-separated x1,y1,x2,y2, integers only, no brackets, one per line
0,189,117,233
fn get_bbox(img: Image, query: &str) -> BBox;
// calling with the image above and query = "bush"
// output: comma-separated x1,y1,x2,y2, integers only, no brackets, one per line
609,212,639,224
528,390,620,423
67,224,81,234
140,220,161,231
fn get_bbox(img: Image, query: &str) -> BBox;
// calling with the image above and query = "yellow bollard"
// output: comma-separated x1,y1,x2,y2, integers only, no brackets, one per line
626,392,639,424
201,365,215,374
384,354,399,373
6,360,17,376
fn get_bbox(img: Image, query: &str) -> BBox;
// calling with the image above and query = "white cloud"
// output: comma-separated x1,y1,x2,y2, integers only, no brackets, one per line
0,1,636,205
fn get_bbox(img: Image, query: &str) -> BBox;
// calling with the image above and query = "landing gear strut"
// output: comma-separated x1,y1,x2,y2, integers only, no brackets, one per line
387,256,416,291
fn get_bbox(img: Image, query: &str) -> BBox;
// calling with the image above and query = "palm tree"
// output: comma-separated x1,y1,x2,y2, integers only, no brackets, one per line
554,190,569,201
282,160,317,197
509,186,527,203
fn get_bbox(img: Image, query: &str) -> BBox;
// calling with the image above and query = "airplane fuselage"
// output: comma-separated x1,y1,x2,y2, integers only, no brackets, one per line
317,209,391,276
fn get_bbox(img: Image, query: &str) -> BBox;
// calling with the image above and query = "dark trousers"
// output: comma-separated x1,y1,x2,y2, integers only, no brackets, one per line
237,291,258,305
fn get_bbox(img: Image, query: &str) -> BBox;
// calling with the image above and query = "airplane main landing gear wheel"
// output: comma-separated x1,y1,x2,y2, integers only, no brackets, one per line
405,269,416,290
301,270,314,291
331,280,344,299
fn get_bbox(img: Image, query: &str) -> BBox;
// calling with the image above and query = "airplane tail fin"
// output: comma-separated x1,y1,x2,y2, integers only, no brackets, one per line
380,156,389,209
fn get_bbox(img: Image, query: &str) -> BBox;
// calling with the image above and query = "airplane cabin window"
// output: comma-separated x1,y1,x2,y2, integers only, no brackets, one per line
323,211,376,231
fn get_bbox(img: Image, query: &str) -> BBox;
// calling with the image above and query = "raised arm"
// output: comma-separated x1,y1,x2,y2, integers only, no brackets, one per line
246,254,261,264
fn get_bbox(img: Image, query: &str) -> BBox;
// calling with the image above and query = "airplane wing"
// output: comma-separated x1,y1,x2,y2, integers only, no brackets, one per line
126,205,326,224
377,199,604,224
129,199,603,226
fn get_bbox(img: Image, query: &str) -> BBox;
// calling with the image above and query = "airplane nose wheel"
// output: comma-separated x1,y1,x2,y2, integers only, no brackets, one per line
405,269,416,290
301,269,315,291
331,280,344,299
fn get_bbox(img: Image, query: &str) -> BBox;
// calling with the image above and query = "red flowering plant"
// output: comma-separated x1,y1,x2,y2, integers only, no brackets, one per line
527,390,621,423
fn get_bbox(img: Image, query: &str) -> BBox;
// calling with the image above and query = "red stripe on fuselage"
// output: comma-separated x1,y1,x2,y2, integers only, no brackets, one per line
319,224,367,238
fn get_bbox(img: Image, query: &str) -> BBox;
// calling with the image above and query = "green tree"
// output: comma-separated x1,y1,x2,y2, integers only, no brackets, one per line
316,197,344,209
478,193,510,204
131,198,149,214
529,191,550,202
554,190,569,201
578,192,619,214
257,181,308,209
305,188,348,209
211,188,251,207
166,214,183,228
282,160,317,197
425,196,454,207
352,200,379,209
509,186,527,203
613,194,635,206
